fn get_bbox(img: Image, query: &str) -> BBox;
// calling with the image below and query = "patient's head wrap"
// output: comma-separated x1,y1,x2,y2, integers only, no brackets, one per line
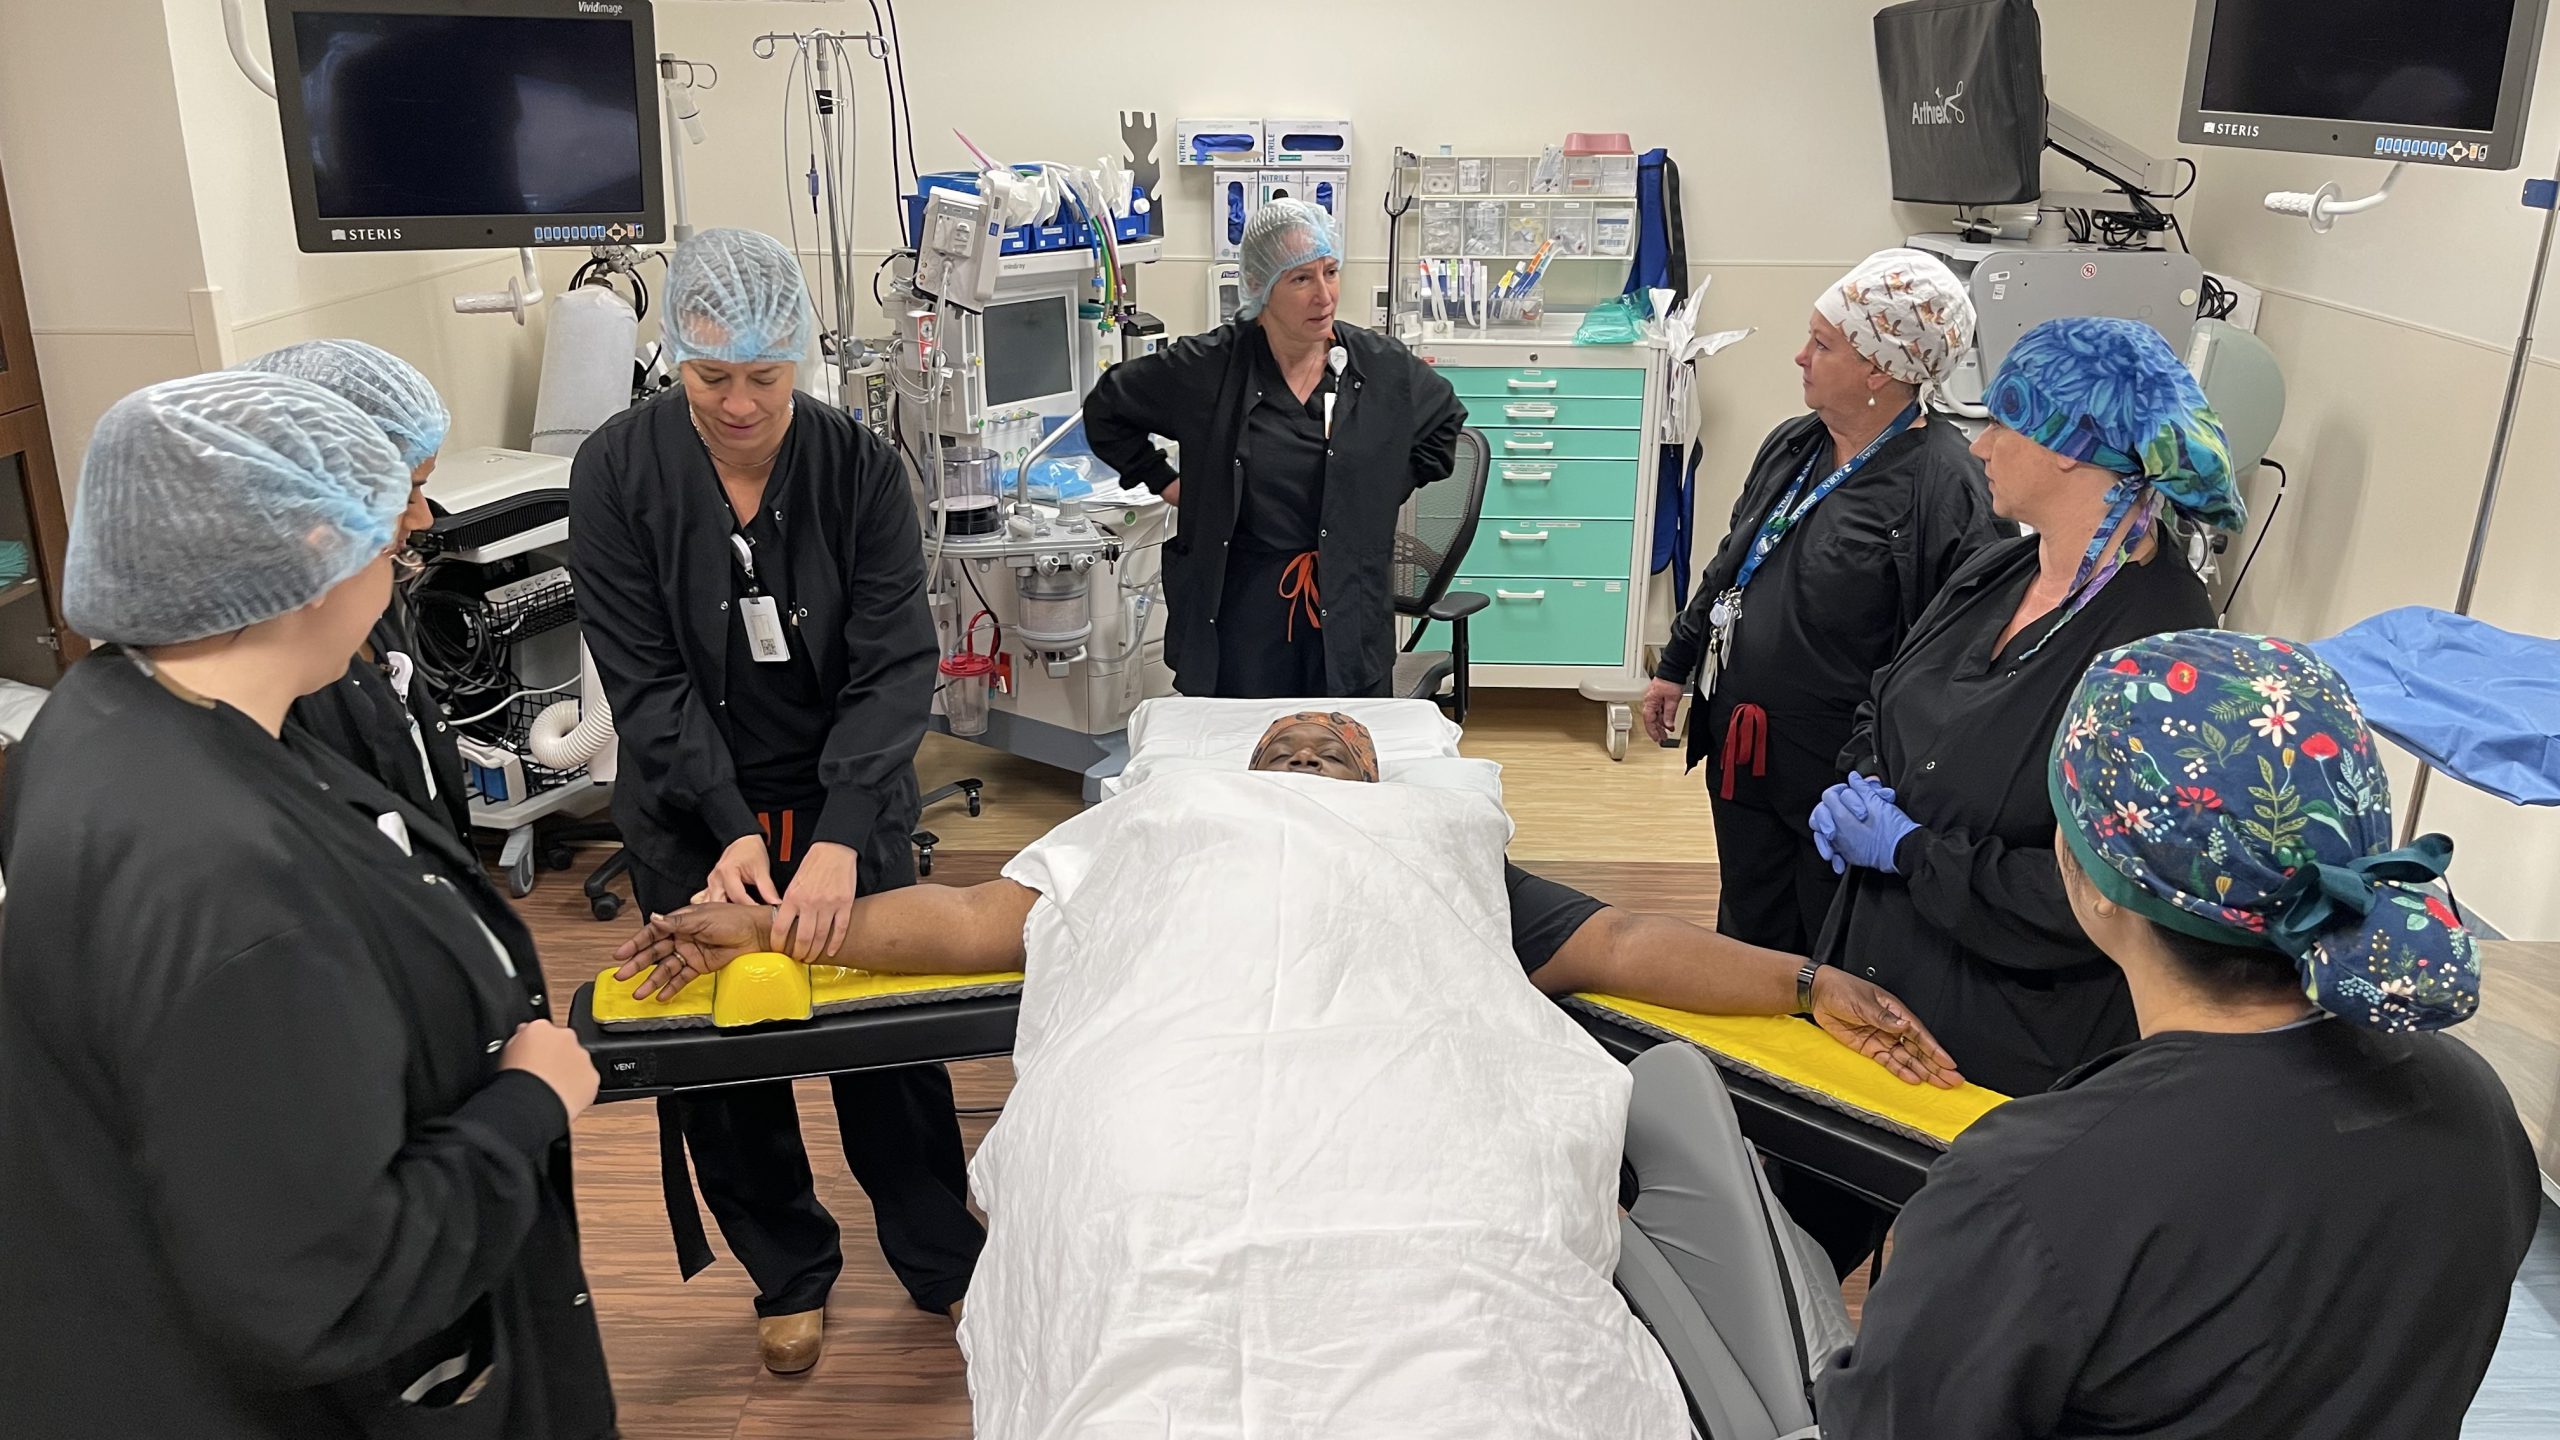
2050,629,2479,1033
1254,711,1380,783
664,228,815,367
1987,317,2245,659
1814,248,1974,389
1238,199,1339,322
66,371,408,646
233,338,449,469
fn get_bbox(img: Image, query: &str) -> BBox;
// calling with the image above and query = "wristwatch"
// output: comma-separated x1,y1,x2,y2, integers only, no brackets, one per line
1794,959,1823,1018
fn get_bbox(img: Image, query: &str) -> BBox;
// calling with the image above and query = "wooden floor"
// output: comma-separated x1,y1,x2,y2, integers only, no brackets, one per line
533,849,1734,1438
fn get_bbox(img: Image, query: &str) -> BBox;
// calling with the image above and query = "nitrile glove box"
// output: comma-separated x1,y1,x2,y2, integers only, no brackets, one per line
1176,117,1265,167
1264,118,1352,168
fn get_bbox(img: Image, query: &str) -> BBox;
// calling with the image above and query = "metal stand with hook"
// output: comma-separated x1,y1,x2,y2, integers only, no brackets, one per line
2400,147,2560,847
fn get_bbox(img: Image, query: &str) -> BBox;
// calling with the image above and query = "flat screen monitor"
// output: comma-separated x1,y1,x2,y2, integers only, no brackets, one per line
982,297,1077,408
2179,0,2550,169
268,0,665,252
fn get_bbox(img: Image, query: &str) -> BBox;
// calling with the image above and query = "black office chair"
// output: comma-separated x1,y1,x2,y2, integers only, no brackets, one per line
1392,426,1491,721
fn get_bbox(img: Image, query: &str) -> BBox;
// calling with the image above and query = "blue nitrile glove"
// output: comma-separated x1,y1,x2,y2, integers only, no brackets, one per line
1811,787,1847,875
1823,772,1918,874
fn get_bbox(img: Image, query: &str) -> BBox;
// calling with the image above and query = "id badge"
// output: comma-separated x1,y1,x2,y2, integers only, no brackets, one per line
741,595,792,663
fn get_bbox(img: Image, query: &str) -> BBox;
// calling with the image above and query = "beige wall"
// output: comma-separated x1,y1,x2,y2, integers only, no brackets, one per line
0,0,214,481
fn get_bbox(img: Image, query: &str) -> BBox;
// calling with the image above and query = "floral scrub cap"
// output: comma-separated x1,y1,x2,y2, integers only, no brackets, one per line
2050,629,2479,1034
1987,318,2245,657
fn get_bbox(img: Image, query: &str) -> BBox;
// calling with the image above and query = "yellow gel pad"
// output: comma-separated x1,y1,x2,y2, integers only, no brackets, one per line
591,966,715,1024
1572,995,2009,1148
591,960,1029,1030
710,952,814,1026
806,966,1028,1008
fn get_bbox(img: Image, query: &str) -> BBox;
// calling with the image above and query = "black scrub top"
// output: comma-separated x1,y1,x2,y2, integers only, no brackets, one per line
1818,1020,2539,1439
723,500,831,809
1656,414,1999,816
570,389,935,883
1234,333,1335,555
1082,320,1465,698
288,601,475,844
0,651,613,1439
1816,536,2214,1098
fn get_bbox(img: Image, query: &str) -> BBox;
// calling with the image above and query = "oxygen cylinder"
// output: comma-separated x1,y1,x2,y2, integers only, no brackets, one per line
530,283,640,458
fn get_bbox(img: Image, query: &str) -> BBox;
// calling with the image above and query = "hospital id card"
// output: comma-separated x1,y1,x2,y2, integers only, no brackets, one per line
741,595,792,663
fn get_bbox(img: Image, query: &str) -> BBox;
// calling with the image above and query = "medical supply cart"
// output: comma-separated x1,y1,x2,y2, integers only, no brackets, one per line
1408,321,1670,759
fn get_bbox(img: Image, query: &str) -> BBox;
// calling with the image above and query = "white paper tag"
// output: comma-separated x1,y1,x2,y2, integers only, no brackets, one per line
741,595,791,662
376,811,414,857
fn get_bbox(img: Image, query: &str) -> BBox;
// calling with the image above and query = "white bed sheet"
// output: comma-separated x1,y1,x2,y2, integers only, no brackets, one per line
962,768,1687,1439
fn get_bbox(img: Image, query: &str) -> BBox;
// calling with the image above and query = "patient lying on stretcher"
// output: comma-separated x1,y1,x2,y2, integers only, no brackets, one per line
614,714,1958,1089
613,717,1957,1437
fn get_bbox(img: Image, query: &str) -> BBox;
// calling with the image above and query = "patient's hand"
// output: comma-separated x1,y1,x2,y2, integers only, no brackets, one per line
612,903,773,1000
1809,969,1964,1089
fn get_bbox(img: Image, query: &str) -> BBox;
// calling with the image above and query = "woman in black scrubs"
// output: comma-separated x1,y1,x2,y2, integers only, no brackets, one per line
1643,249,1999,953
569,228,981,1373
1819,629,2537,1438
0,373,612,1438
242,338,474,842
1808,318,2238,1096
1084,199,1465,697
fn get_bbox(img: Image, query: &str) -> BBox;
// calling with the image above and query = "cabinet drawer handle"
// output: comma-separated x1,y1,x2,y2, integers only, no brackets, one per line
1494,588,1548,602
1504,402,1558,420
1506,377,1560,391
1497,530,1551,543
1500,466,1555,482
1503,439,1555,453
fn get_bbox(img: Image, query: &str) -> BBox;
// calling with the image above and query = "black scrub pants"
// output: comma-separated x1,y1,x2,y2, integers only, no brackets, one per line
1208,545,1338,699
633,825,984,1319
1707,793,1841,956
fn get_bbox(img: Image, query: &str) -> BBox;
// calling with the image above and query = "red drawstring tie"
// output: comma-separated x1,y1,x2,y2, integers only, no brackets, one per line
1720,703,1768,800
1279,552,1323,642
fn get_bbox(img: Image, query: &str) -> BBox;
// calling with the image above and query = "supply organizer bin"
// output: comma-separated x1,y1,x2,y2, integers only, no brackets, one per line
905,173,1151,257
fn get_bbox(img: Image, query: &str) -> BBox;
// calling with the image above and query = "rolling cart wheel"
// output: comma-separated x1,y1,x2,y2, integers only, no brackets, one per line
506,852,536,898
1606,727,1629,762
966,793,983,818
590,893,623,922
541,844,576,872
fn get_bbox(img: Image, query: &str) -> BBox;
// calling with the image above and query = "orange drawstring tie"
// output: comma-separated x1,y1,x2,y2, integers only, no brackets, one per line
1279,552,1323,642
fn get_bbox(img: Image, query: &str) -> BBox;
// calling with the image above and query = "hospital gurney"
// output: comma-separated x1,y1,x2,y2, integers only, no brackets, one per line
1572,995,2008,1210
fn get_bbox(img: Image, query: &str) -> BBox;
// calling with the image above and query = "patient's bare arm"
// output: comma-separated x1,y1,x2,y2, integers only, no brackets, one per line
1529,908,1964,1089
613,880,1039,999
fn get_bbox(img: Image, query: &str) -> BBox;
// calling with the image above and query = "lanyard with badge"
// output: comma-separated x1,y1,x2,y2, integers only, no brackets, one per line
731,531,793,663
1700,401,1920,682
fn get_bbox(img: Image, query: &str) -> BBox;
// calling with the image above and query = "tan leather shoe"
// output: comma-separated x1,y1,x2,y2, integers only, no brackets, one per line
758,1309,824,1375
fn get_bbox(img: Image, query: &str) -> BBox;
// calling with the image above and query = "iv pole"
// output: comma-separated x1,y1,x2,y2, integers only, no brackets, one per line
2398,143,2560,847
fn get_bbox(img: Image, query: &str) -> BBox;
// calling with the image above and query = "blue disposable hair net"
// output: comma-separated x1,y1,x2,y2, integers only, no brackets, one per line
663,227,815,366
65,371,409,647
1238,199,1339,320
235,338,451,469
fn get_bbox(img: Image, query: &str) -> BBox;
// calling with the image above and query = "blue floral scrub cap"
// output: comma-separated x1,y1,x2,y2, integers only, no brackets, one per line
2050,629,2479,1033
